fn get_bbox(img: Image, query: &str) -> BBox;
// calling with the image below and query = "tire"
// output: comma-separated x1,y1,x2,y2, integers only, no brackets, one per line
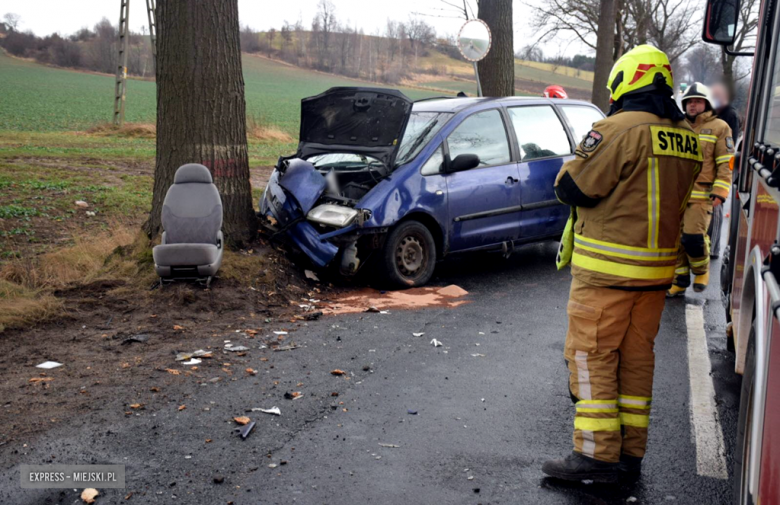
379,220,436,289
734,328,756,505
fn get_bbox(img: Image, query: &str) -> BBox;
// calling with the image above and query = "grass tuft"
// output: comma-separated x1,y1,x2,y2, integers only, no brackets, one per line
246,114,294,144
0,279,62,333
86,122,157,139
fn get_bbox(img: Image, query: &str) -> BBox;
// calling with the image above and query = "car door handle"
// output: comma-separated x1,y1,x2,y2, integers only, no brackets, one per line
505,176,519,184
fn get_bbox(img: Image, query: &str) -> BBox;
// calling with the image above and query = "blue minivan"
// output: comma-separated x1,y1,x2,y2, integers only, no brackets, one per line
260,87,604,287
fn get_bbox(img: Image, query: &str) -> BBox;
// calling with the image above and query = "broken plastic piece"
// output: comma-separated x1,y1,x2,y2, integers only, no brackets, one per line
225,345,249,352
305,270,320,281
407,409,418,415
81,488,98,504
379,443,400,448
430,339,443,347
365,306,380,313
36,361,63,369
251,406,281,416
273,331,288,335
182,358,202,365
412,332,425,337
236,421,255,440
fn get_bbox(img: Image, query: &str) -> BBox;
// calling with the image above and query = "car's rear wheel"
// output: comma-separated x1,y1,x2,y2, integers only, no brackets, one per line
734,326,756,505
380,220,436,288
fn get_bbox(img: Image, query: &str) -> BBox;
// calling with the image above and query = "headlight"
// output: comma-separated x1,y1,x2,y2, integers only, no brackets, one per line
307,204,359,228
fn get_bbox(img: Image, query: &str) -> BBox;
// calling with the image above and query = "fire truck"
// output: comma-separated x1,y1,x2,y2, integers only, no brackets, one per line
704,0,780,502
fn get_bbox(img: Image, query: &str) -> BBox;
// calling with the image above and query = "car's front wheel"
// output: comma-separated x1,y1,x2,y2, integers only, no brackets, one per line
380,220,436,289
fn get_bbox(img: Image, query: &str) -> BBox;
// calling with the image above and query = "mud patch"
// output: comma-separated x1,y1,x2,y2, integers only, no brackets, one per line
321,284,469,315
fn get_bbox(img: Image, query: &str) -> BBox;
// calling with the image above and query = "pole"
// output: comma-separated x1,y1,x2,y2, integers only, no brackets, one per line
473,61,483,97
146,0,157,73
113,0,130,126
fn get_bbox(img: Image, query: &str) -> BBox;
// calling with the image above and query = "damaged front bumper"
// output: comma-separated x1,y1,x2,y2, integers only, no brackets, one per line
259,159,374,273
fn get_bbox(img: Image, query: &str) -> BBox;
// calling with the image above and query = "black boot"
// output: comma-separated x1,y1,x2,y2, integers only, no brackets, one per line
618,454,643,480
542,451,619,483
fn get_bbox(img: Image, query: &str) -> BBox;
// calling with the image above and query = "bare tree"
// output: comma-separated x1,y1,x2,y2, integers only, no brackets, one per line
314,0,336,69
593,0,617,110
684,43,723,84
266,28,276,57
721,0,759,95
477,0,514,96
3,13,21,31
146,0,255,245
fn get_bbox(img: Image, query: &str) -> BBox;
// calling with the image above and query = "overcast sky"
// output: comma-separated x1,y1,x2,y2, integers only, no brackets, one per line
0,0,591,56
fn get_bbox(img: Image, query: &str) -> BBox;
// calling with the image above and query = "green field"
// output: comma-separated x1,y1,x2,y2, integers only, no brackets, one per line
0,51,443,134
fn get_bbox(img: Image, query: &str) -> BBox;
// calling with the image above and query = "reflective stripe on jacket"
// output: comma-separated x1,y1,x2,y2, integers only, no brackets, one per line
554,110,701,288
689,111,734,202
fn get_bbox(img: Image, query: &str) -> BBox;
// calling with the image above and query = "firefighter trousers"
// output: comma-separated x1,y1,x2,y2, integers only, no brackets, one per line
674,202,712,286
564,278,666,462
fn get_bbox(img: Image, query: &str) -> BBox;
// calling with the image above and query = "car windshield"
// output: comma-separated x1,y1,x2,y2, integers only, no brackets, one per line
395,112,453,166
308,153,383,170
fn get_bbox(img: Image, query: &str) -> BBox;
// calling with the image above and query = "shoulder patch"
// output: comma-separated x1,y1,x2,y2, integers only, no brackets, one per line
580,130,603,153
726,137,735,151
649,126,703,162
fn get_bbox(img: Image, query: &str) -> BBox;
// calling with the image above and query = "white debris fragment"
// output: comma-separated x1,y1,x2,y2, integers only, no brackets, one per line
181,358,201,365
85,211,96,217
430,339,443,347
75,200,89,208
471,354,486,357
412,332,425,337
378,443,400,448
379,311,389,314
581,479,594,485
268,463,278,468
252,407,281,416
467,476,474,481
273,331,288,335
225,345,249,352
36,361,63,369
304,270,320,282
627,498,638,503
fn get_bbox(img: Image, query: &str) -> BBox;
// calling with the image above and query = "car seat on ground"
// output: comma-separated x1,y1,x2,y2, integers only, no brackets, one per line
152,163,223,286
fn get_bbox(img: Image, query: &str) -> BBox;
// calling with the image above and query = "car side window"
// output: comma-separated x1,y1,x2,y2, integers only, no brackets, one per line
561,105,605,144
421,145,444,175
446,109,511,168
508,106,571,161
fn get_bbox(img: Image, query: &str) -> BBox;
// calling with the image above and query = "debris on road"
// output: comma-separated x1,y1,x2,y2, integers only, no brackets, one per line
305,311,323,320
274,344,298,352
430,339,442,347
175,350,212,361
246,368,258,375
379,443,400,448
268,463,278,469
627,498,638,503
407,410,418,415
165,369,181,375
284,392,303,400
236,421,255,440
331,369,346,376
366,306,381,313
178,405,186,411
233,416,251,425
121,334,149,345
273,331,288,335
80,488,98,504
225,345,249,352
181,359,202,365
35,361,63,369
29,377,53,383
412,332,425,337
304,270,320,282
471,354,486,357
213,476,225,484
251,406,281,416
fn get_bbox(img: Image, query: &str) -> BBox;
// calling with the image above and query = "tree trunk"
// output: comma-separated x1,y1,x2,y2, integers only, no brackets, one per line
477,0,514,97
721,48,736,98
144,0,256,247
593,0,617,112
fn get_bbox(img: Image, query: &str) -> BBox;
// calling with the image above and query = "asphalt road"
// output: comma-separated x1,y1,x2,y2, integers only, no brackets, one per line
1,239,742,504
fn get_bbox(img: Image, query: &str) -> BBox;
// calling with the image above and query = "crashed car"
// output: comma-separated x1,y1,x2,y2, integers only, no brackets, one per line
260,87,605,288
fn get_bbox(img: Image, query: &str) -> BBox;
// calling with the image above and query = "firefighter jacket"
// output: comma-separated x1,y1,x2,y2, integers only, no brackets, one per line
554,110,702,289
688,111,734,202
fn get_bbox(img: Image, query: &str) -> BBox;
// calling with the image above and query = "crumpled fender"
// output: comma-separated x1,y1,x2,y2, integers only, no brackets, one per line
279,158,327,214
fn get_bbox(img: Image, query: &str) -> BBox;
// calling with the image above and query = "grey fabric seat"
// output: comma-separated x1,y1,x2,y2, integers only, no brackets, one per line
153,164,223,279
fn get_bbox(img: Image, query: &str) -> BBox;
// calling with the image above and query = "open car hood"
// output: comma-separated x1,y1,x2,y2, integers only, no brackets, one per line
298,87,413,169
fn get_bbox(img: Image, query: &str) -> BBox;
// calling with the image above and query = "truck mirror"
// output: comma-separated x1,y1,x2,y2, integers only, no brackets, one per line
703,0,740,46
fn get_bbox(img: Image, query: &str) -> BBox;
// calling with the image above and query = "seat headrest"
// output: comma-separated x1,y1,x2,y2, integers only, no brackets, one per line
174,164,213,184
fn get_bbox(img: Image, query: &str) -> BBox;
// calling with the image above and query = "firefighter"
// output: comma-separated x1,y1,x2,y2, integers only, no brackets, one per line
542,45,701,483
667,83,734,297
544,85,568,99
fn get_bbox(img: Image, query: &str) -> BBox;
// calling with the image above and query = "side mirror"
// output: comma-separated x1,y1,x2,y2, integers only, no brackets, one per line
703,0,740,46
448,153,480,173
